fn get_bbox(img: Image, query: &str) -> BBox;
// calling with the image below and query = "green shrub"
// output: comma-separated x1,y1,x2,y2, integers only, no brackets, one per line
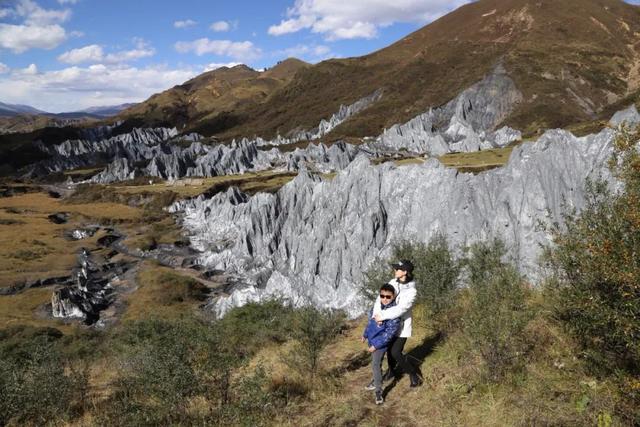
413,234,461,327
360,235,460,328
100,315,286,426
359,255,389,303
100,317,239,425
543,128,640,423
286,306,346,384
0,331,88,426
218,299,297,357
463,240,532,382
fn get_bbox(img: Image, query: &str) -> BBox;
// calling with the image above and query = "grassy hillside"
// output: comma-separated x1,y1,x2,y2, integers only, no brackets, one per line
116,59,310,132
198,0,640,140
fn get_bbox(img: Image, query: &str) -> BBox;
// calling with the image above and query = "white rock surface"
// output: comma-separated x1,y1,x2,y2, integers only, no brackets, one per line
171,124,617,318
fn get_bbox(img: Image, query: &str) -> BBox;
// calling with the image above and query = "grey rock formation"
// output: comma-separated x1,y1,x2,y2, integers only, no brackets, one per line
51,249,130,323
289,89,384,142
171,124,616,318
24,127,180,178
367,65,523,156
609,104,640,128
91,139,361,184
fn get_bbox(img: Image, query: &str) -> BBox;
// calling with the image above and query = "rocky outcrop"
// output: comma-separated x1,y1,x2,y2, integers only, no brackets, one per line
289,89,384,142
366,65,522,156
91,139,361,183
610,104,640,128
51,249,131,324
24,127,181,178
171,122,620,318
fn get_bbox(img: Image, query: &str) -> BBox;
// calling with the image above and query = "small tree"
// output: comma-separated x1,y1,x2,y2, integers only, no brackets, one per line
463,240,531,382
543,127,640,384
285,306,345,385
360,235,460,327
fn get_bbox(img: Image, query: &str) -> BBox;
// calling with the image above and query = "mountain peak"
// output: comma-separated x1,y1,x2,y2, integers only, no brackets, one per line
262,58,310,80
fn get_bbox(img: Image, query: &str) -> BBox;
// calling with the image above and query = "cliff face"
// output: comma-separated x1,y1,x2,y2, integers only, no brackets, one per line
171,109,637,317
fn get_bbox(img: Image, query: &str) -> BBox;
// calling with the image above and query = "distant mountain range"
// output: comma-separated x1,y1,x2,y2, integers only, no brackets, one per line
0,102,137,135
0,102,48,117
0,102,137,119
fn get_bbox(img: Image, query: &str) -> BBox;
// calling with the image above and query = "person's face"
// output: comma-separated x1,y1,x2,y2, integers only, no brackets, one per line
394,268,407,280
379,290,395,305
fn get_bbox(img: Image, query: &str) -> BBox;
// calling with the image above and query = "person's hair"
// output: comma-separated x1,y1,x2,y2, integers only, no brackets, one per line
402,271,414,283
380,283,396,295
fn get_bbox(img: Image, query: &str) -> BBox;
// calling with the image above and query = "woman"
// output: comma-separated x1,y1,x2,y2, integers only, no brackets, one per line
371,259,423,388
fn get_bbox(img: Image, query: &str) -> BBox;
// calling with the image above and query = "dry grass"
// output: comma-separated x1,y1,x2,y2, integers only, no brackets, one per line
0,192,141,288
263,303,619,427
110,170,298,198
121,262,210,321
438,146,516,173
0,287,77,333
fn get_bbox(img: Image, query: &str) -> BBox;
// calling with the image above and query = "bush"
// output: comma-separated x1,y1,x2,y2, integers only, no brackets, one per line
544,127,640,374
462,240,532,382
360,235,460,328
0,331,88,426
285,306,346,385
99,310,296,426
412,234,461,327
543,128,640,423
218,299,297,357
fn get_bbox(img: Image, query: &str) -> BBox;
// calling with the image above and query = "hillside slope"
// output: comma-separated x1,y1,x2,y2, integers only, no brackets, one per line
116,58,310,132
196,0,640,139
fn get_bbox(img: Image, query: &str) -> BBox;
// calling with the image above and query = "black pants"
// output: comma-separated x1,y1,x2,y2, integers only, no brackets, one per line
386,337,416,376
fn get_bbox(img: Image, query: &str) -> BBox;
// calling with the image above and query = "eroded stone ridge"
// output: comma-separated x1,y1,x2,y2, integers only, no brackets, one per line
367,65,523,155
171,122,624,318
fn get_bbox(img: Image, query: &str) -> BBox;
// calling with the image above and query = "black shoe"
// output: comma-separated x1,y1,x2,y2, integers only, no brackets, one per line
381,369,395,383
375,390,384,405
409,372,423,388
364,379,376,391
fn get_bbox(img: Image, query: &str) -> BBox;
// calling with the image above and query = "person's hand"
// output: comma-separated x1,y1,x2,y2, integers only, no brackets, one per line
373,313,383,323
361,336,366,343
368,345,376,353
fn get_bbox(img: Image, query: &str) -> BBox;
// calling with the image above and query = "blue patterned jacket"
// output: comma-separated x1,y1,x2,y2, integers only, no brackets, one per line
362,300,402,350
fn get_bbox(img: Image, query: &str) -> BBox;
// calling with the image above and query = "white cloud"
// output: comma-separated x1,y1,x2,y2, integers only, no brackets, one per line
174,19,197,29
15,0,71,25
210,20,231,32
277,44,332,62
204,62,241,72
57,40,155,65
104,39,155,63
0,63,10,74
268,0,471,40
0,63,198,112
58,44,104,64
57,0,80,4
0,23,67,53
0,0,73,53
13,63,38,75
175,38,261,61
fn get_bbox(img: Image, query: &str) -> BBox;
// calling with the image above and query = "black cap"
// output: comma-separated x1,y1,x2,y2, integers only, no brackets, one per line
391,259,414,273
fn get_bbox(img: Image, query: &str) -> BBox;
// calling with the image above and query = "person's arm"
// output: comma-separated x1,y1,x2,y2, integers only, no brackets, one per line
376,286,416,321
371,317,402,349
362,309,373,340
372,295,382,317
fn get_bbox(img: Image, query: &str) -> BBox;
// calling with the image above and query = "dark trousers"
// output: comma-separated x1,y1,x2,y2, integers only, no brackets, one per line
386,337,417,376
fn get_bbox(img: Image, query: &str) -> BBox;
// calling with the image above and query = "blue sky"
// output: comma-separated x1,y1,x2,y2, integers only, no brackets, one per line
0,0,639,112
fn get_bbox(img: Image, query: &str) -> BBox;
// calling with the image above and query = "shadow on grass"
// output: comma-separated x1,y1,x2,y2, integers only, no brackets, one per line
383,332,443,397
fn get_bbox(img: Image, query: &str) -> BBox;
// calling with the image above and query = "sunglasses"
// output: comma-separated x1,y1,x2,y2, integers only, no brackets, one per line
379,294,394,300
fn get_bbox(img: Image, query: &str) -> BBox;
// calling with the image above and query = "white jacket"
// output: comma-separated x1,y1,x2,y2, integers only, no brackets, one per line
372,279,416,338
